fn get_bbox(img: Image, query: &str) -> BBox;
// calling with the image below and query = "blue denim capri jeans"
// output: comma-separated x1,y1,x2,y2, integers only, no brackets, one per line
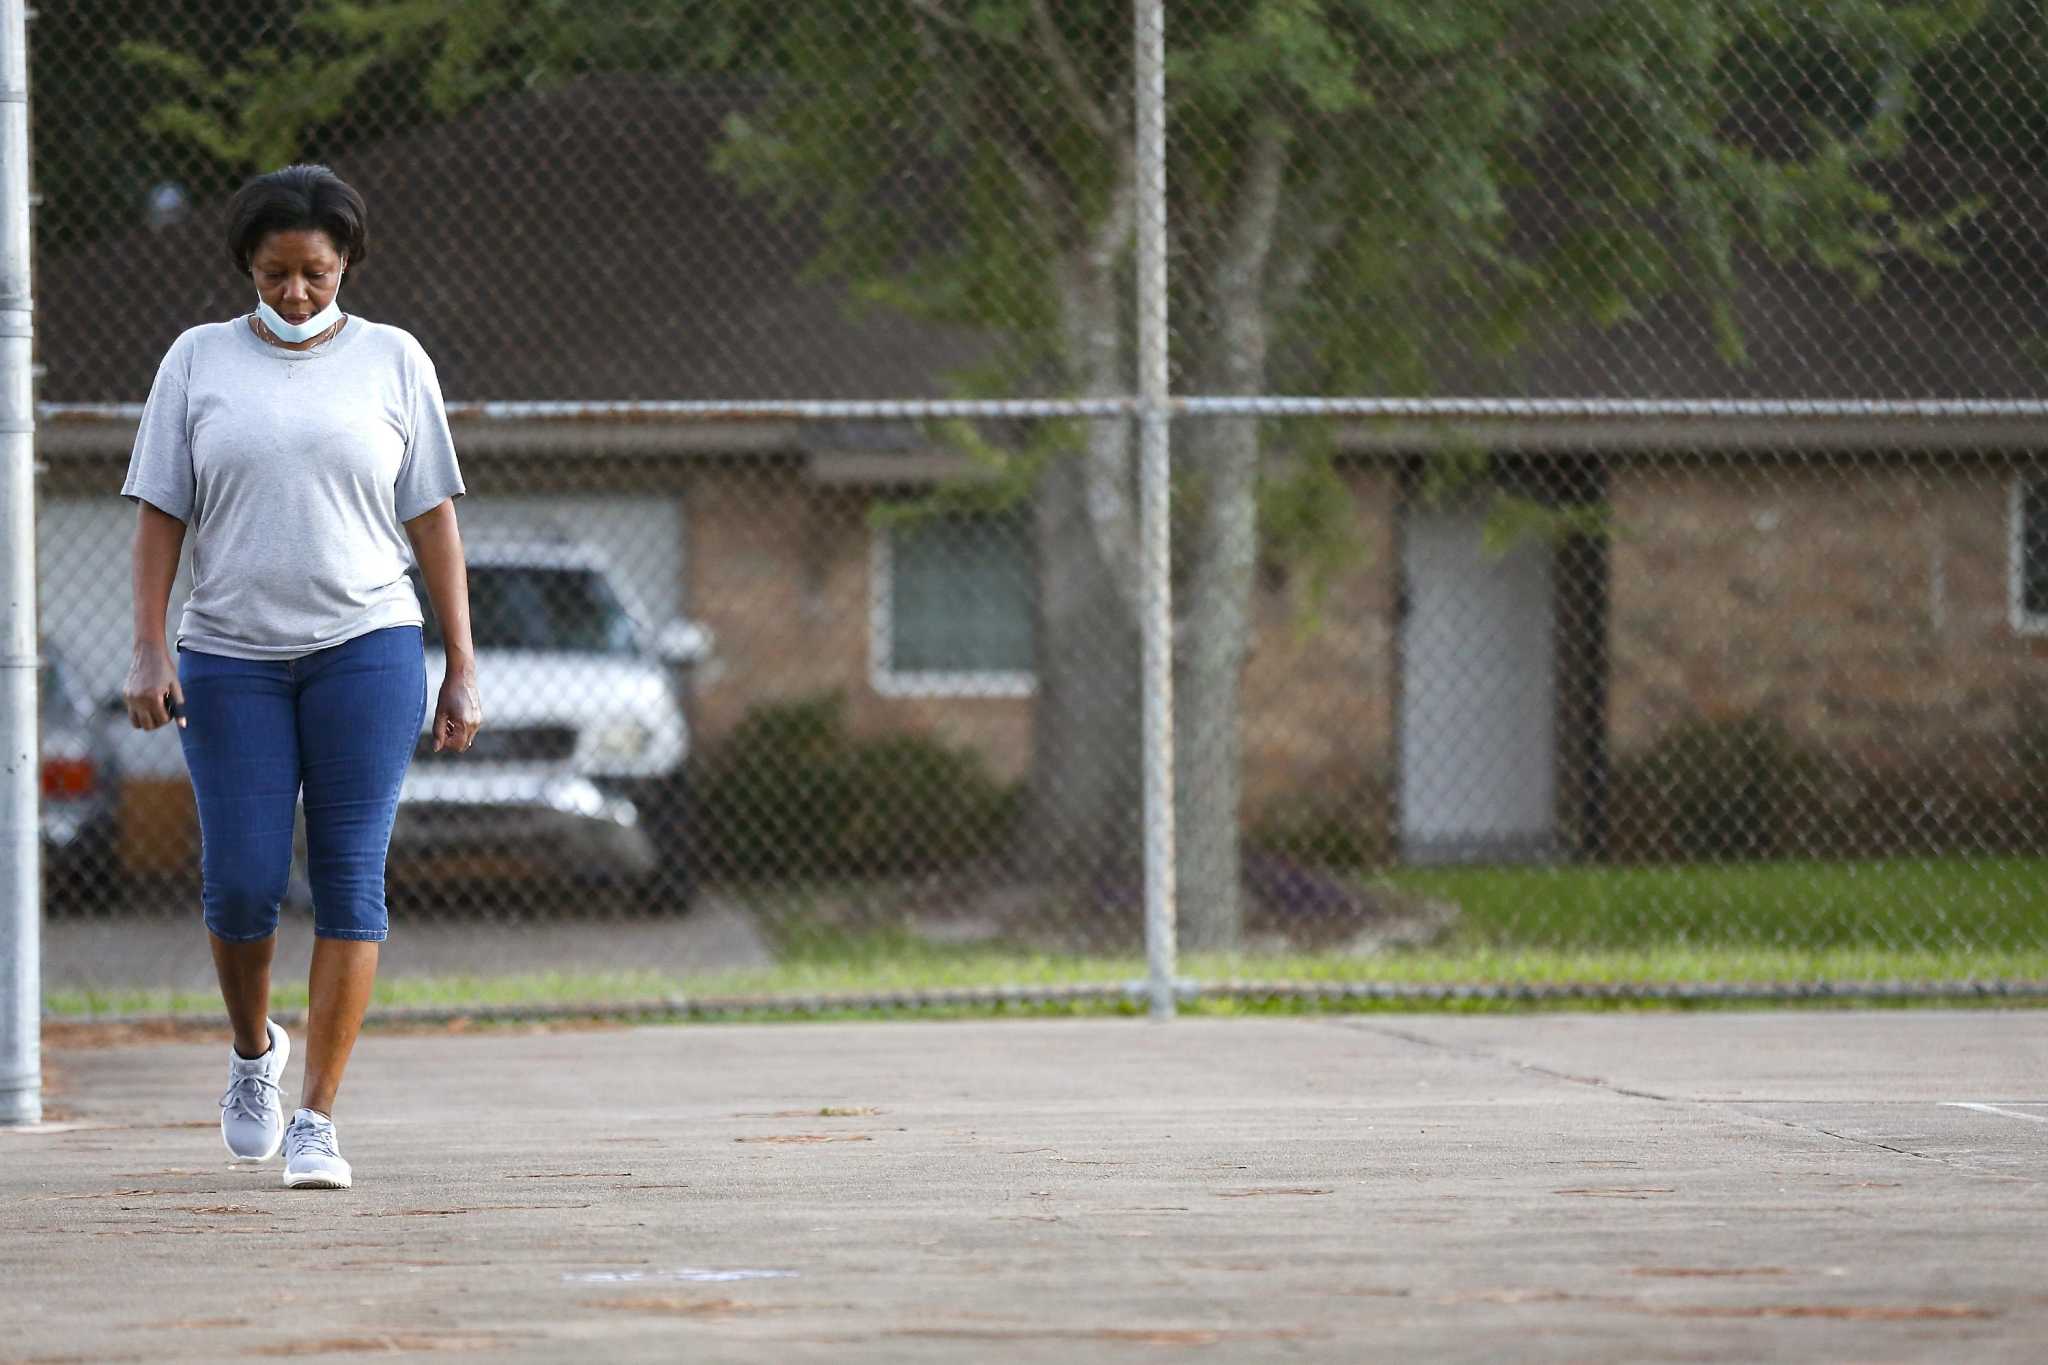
177,626,427,943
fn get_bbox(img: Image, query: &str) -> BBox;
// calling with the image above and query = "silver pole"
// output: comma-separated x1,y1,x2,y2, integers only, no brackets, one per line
1134,0,1175,1020
0,0,38,1125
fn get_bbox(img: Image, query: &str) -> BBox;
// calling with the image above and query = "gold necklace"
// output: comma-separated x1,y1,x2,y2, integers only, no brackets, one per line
253,313,346,351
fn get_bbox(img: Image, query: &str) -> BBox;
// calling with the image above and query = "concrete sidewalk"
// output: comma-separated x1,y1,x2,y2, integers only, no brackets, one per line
4,1012,2046,1362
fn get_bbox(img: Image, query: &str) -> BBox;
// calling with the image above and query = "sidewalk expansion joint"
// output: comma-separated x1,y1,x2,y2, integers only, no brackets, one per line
1330,1020,1677,1103
1328,1019,2040,1186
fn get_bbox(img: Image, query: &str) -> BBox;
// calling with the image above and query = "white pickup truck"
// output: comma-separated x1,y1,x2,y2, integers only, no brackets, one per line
395,537,712,907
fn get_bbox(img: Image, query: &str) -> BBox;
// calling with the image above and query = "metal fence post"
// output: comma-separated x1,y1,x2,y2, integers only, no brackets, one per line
1135,0,1176,1020
0,0,38,1125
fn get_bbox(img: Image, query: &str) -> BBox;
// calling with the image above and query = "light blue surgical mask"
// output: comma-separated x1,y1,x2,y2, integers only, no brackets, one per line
255,278,344,344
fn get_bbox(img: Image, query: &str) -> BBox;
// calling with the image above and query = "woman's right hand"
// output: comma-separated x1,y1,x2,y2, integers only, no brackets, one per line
124,646,185,730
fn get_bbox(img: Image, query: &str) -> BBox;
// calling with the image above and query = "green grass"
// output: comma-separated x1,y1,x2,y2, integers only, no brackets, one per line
1384,856,2048,951
42,857,2048,1020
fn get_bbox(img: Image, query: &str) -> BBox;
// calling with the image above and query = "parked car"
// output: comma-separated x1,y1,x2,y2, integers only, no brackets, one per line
38,645,121,906
393,538,710,905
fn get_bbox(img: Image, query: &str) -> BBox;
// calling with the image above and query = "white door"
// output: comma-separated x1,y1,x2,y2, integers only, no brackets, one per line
1399,500,1557,863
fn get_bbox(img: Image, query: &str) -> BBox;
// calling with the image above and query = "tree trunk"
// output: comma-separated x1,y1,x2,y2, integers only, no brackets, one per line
1168,121,1289,952
1020,451,1142,892
1018,121,1290,956
1172,411,1260,952
1017,202,1144,908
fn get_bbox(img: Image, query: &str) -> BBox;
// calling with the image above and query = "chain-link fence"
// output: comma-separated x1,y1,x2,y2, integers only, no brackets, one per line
25,1,2048,1016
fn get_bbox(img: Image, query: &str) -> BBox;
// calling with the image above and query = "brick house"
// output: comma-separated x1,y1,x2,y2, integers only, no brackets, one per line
35,79,2048,870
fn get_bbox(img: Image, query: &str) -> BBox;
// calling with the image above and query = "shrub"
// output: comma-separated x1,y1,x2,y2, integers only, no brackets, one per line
835,734,1020,875
1818,752,2048,860
1610,712,2048,863
696,693,1018,880
1609,715,1824,862
693,695,852,879
1245,780,1392,870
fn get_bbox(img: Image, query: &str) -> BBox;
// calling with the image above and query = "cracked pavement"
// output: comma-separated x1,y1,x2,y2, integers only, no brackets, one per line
3,1011,2045,1362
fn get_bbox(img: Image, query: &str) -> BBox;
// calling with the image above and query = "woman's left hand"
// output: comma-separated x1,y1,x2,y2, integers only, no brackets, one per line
432,663,483,753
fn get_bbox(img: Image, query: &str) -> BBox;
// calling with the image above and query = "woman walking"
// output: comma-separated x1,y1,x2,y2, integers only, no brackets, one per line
121,164,479,1189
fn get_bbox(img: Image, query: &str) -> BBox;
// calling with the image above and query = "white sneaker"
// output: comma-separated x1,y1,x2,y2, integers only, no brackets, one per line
283,1108,352,1190
219,1019,290,1160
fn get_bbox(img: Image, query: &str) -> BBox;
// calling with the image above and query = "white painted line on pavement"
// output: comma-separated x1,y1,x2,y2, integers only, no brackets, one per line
1942,1103,2048,1125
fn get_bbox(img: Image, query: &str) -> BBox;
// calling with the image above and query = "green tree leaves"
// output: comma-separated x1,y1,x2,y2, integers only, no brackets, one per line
119,0,2007,398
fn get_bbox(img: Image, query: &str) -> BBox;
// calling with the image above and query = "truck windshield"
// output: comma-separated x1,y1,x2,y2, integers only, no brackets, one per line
412,566,640,656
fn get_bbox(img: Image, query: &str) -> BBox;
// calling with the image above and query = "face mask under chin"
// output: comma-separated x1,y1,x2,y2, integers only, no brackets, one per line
255,292,344,344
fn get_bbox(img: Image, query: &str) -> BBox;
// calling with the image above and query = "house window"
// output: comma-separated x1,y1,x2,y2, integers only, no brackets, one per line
872,510,1035,696
2012,476,2048,634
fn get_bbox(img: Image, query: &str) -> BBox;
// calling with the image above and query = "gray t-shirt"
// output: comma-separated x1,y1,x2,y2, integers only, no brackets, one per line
121,316,466,659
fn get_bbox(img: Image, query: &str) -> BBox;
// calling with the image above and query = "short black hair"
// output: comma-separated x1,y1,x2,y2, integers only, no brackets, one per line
224,163,368,274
